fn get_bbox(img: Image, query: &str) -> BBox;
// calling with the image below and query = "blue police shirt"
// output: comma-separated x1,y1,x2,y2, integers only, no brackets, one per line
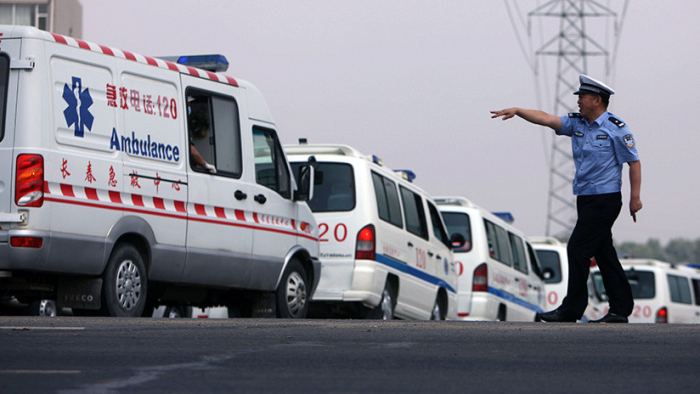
558,111,639,196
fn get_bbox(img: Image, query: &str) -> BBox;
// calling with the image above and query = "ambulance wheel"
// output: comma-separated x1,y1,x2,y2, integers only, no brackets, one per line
497,304,507,322
275,259,309,318
430,296,445,320
103,244,148,317
38,300,58,317
366,281,395,320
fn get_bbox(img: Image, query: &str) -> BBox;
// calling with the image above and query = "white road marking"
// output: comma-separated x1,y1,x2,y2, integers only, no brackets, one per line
0,370,81,374
0,326,85,330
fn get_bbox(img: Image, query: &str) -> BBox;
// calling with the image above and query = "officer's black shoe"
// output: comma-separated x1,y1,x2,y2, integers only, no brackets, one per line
588,313,628,324
537,308,576,323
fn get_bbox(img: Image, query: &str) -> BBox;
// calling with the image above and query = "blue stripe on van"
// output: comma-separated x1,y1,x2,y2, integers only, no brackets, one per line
488,286,544,314
375,254,456,294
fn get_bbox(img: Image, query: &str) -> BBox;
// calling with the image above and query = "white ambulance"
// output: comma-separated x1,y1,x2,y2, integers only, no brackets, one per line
285,144,460,320
531,237,569,311
436,197,546,321
588,258,700,323
0,25,319,318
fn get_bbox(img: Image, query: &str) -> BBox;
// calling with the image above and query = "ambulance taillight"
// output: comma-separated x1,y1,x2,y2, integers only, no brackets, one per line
473,263,488,292
356,225,375,260
15,154,44,207
655,307,668,324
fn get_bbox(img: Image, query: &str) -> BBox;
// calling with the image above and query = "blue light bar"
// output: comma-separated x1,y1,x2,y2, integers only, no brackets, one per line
395,170,416,183
493,212,514,224
372,155,383,166
176,54,229,72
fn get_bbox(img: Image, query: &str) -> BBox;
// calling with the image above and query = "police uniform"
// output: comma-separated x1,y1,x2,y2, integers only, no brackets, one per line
555,75,639,320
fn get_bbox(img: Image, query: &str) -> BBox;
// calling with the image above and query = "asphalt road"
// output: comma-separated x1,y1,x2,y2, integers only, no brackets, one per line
1,317,699,394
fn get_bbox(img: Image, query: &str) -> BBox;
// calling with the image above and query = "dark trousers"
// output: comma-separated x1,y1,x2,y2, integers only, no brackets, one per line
560,192,634,319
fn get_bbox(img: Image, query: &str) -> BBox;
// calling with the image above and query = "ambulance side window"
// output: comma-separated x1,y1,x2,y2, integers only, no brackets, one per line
509,233,528,274
484,220,512,267
668,274,692,305
371,172,403,228
186,90,242,177
253,126,291,199
0,54,9,141
400,186,428,240
693,279,700,306
428,201,450,247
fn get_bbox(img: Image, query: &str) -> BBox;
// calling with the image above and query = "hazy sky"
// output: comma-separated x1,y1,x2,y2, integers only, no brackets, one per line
81,0,700,244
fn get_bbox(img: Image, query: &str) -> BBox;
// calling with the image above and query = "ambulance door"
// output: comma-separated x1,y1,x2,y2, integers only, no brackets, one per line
0,51,15,220
397,185,434,318
692,278,700,323
427,200,457,318
181,76,253,288
249,126,299,282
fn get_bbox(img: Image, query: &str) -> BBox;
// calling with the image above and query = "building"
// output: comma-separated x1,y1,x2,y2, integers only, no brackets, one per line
0,0,82,38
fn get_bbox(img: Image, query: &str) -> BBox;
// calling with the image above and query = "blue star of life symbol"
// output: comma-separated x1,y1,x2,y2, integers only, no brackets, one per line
62,76,94,138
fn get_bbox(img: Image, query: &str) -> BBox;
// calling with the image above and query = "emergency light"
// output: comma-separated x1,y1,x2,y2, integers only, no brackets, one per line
159,54,229,72
493,212,514,224
395,170,416,183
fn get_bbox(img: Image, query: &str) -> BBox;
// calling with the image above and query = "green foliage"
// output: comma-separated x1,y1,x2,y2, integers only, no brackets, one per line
615,238,700,264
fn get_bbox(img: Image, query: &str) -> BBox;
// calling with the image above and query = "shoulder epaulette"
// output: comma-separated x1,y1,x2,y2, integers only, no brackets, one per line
608,116,625,128
568,112,582,118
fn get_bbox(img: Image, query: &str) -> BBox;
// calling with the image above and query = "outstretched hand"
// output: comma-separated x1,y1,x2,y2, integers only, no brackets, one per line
490,108,518,120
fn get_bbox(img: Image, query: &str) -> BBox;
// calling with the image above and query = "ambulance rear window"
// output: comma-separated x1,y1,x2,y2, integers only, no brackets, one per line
290,162,355,212
536,250,562,283
0,54,9,142
441,212,472,253
592,270,656,300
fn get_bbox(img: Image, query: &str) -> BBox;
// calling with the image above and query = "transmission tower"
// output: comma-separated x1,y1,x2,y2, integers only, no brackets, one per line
527,0,626,239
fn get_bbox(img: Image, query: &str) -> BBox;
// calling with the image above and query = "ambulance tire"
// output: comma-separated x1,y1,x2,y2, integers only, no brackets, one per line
497,304,507,322
365,281,395,320
275,259,309,319
102,243,148,318
430,295,446,321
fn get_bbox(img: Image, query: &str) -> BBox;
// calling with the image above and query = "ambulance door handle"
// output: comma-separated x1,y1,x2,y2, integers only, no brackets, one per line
407,242,414,248
254,194,267,204
427,251,434,257
435,254,442,260
234,190,247,200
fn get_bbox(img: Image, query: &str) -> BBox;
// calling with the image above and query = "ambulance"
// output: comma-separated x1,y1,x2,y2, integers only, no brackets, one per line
0,25,319,318
531,237,569,311
588,258,700,323
436,197,546,321
285,144,461,320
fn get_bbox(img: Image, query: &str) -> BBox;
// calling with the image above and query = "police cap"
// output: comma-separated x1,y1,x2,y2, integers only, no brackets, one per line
573,74,615,97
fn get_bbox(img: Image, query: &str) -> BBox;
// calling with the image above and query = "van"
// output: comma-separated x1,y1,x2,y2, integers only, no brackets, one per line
285,144,460,320
435,197,546,321
588,258,700,323
0,26,319,318
531,237,569,311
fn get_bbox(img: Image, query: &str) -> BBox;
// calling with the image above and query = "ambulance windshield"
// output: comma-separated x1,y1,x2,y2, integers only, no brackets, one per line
290,162,355,212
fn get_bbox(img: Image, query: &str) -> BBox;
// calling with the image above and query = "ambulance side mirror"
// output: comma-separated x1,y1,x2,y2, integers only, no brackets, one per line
294,158,316,202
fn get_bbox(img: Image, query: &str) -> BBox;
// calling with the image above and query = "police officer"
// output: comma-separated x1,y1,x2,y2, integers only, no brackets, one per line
490,74,642,323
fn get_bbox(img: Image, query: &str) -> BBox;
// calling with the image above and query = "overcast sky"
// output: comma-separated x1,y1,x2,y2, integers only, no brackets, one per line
81,0,700,245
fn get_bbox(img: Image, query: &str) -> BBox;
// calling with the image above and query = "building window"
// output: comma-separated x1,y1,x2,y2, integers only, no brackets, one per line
0,3,51,32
